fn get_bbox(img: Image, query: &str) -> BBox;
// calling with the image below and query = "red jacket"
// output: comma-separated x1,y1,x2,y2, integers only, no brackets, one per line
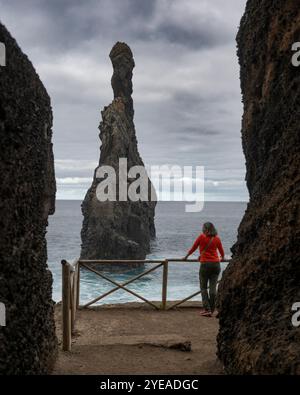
188,233,224,262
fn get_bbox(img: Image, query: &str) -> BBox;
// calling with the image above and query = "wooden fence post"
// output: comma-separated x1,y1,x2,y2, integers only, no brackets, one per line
162,259,168,310
76,261,80,309
70,262,77,334
62,260,71,351
70,270,75,334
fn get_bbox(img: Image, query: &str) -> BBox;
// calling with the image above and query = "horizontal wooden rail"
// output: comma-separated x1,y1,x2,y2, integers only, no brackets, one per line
168,258,231,263
79,259,166,264
79,258,231,263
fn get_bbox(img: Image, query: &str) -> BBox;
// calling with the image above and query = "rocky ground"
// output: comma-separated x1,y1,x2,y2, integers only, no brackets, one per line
54,302,222,375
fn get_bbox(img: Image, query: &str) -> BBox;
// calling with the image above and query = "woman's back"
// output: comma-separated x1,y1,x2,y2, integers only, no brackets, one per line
186,231,224,262
198,233,223,262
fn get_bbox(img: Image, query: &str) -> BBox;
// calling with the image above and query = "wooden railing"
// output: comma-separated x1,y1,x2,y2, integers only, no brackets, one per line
61,258,230,351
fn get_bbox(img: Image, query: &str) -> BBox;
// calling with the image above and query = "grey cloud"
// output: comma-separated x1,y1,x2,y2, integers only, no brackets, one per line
153,22,228,50
126,0,156,18
183,127,221,137
0,0,238,53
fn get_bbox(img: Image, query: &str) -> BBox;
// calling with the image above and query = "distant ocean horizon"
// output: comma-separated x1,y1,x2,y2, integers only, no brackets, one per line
47,200,247,305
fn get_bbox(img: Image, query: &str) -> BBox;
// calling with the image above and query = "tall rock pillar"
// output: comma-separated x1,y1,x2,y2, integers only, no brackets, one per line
81,42,156,262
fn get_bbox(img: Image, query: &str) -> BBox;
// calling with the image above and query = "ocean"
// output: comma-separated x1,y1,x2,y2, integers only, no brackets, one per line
47,201,247,305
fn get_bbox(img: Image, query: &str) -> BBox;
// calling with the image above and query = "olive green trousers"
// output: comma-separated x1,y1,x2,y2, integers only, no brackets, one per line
199,262,221,312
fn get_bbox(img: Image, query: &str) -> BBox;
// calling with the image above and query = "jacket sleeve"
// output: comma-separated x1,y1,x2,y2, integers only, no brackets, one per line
217,237,225,258
188,235,201,256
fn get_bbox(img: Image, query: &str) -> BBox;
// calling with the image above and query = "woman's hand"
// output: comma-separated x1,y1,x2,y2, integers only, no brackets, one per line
182,254,189,261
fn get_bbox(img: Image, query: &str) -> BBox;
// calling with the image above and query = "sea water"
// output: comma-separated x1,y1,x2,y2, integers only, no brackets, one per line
47,201,246,305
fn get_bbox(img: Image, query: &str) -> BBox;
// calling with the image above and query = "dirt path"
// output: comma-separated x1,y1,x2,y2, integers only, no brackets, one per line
54,302,223,375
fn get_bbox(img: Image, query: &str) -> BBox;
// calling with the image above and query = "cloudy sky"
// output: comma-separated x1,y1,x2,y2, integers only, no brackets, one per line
1,0,248,201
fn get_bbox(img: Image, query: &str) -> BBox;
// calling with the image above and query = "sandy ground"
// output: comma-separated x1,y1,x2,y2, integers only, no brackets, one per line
53,302,223,375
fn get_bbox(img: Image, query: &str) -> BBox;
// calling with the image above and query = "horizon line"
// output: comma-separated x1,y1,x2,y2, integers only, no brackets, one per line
55,199,249,203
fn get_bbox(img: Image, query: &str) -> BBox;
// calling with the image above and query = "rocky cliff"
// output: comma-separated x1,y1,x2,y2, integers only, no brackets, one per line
81,42,156,262
0,23,57,374
217,0,300,374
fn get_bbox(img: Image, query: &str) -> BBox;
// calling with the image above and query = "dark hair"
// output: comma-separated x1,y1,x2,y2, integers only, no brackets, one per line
202,222,217,237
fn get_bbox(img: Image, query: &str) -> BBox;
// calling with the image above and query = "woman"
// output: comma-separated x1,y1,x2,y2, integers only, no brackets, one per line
183,222,224,317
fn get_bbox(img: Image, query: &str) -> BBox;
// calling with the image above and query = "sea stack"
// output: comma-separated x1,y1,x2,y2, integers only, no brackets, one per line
217,1,300,374
80,42,156,262
0,23,57,373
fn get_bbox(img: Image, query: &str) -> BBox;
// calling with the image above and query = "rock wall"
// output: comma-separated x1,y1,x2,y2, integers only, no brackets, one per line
81,42,156,262
0,23,57,374
217,0,300,374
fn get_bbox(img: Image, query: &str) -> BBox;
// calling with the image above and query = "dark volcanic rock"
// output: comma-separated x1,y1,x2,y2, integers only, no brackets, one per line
0,23,57,374
217,1,300,374
80,42,156,262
